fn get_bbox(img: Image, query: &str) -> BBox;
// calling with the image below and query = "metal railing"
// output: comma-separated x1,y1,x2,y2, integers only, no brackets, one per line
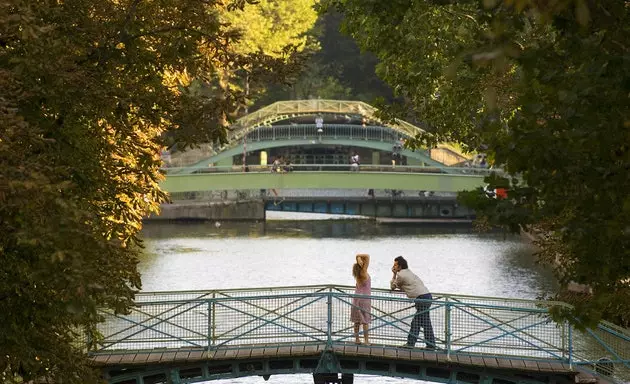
92,285,629,382
162,164,499,176
240,124,405,143
167,188,460,203
226,100,425,143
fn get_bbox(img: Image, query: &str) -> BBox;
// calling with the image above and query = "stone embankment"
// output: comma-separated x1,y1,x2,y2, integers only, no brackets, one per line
520,228,591,294
147,200,265,221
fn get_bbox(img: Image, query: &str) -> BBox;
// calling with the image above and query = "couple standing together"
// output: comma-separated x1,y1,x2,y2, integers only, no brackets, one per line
351,254,437,350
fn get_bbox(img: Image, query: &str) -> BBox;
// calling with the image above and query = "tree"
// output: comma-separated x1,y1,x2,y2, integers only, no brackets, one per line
311,10,394,102
0,0,296,382
218,0,319,112
327,0,630,326
255,10,394,105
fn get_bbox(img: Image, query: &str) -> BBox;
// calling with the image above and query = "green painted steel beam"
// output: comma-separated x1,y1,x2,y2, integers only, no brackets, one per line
184,138,443,173
160,171,486,193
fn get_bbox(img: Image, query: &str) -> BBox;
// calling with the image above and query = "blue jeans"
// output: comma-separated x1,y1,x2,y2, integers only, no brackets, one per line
407,293,436,347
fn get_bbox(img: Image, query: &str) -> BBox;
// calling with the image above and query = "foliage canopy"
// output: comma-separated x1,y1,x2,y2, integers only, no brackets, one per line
215,0,318,113
327,0,630,326
0,0,301,382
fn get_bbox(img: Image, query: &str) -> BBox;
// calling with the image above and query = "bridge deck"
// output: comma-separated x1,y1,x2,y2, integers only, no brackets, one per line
92,342,574,375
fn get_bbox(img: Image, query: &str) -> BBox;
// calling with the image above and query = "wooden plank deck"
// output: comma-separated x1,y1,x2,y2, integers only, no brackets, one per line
91,342,576,376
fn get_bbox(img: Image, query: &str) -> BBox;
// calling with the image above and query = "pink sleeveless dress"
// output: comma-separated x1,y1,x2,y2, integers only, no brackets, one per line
350,275,371,324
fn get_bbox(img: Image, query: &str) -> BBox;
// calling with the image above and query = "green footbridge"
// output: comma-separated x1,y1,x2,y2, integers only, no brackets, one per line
161,99,493,218
90,285,630,384
167,99,469,173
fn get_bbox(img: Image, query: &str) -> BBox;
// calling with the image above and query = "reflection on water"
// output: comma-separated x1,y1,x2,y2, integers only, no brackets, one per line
138,218,557,384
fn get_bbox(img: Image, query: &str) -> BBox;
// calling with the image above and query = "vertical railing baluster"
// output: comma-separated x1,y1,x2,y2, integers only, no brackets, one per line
327,292,333,347
207,300,214,352
568,321,573,369
208,292,216,351
445,297,452,359
561,320,567,361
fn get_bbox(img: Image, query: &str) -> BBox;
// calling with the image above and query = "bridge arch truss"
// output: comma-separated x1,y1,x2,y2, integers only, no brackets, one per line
181,100,442,172
186,124,443,171
226,99,425,144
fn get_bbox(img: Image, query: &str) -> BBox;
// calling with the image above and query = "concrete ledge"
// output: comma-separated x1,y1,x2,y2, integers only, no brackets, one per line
147,200,265,221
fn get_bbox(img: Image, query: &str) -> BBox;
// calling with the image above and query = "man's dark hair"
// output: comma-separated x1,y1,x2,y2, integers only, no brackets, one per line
394,256,408,269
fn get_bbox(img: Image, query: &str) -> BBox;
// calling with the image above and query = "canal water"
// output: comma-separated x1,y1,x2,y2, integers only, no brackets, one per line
139,212,557,384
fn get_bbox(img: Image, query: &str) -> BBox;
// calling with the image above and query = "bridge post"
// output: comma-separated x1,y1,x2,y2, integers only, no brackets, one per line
326,292,333,347
207,294,216,350
445,297,452,359
567,321,573,369
169,369,182,384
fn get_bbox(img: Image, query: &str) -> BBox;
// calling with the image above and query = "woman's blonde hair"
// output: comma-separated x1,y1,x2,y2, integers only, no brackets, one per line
352,263,367,283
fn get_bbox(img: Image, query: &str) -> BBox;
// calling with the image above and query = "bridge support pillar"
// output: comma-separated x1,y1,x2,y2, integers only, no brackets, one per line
315,350,341,373
169,368,182,384
372,151,380,165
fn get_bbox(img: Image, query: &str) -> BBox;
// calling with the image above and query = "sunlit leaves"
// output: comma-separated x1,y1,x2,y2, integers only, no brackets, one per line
221,0,318,58
0,0,295,382
211,0,318,113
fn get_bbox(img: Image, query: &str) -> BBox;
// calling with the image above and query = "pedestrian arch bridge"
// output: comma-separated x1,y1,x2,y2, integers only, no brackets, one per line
169,99,469,173
90,285,630,384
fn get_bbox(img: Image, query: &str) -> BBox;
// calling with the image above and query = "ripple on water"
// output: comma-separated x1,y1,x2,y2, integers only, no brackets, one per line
139,220,555,298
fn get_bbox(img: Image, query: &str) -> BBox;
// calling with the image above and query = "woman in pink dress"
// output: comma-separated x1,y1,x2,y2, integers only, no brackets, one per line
351,254,371,344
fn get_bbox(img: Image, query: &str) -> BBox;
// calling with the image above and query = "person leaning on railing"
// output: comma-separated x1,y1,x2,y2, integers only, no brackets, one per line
390,256,437,350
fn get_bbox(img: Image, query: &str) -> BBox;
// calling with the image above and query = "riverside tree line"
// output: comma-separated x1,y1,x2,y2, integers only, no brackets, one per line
1,0,628,382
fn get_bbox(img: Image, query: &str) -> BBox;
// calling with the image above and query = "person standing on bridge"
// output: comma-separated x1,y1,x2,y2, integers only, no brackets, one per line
351,254,371,344
350,152,360,172
390,256,436,350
